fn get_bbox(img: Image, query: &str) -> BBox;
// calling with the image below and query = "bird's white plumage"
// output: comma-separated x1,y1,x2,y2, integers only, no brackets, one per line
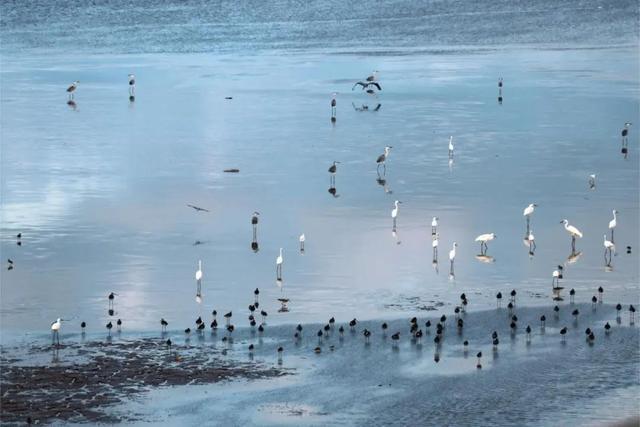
195,260,203,281
448,136,454,152
523,204,536,217
603,235,615,252
475,233,496,242
391,200,400,219
431,217,438,227
449,242,457,261
432,235,439,248
51,318,62,332
299,234,305,243
608,210,618,230
561,220,583,238
276,248,283,265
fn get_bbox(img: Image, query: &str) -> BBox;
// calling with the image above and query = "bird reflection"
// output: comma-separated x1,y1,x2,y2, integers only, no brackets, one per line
129,95,135,103
328,184,339,197
567,250,582,264
278,298,290,313
352,102,382,112
475,254,495,263
67,100,77,110
392,229,401,245
376,174,392,194
251,240,259,252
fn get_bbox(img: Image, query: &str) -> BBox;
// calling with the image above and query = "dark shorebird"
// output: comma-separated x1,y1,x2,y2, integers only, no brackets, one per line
569,288,575,304
498,77,503,88
339,326,345,336
166,338,172,351
349,318,357,330
254,288,260,306
382,322,388,334
248,344,254,352
476,351,482,369
317,329,323,344
560,327,568,342
572,309,580,320
425,320,432,332
296,324,303,334
66,80,79,99
210,319,218,330
507,302,514,316
376,146,392,174
510,289,517,304
540,315,546,328
616,303,622,317
251,212,260,241
331,93,337,118
227,324,235,337
314,346,322,354
161,318,168,332
496,292,502,307
525,325,532,342
117,319,122,331
363,329,371,343
329,317,335,328
224,311,232,326
630,305,636,323
106,321,113,336
184,327,191,335
197,322,205,332
457,318,464,330
195,316,203,325
324,324,331,336
604,322,611,334
463,340,469,351
591,296,598,309
598,286,604,303
554,305,560,318
261,310,268,323
258,324,264,334
187,204,210,212
621,122,632,145
128,74,135,95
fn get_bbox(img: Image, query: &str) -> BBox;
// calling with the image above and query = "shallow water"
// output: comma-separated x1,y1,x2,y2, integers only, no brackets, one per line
1,0,639,424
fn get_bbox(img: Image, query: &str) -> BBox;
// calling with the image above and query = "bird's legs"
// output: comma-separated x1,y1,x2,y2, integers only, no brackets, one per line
611,228,614,243
526,217,530,236
571,236,576,252
393,217,396,230
253,226,257,241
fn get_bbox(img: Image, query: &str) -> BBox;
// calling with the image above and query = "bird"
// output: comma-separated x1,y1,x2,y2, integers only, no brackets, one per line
80,321,86,331
328,161,339,175
51,318,63,345
299,234,305,252
449,242,458,273
128,74,135,95
561,219,583,250
621,122,632,142
161,318,168,332
560,327,568,341
431,217,438,235
598,286,604,302
254,288,260,305
496,292,503,307
363,329,371,343
224,311,232,326
448,136,454,157
510,289,517,304
349,318,358,330
391,332,400,344
540,315,546,328
630,305,636,323
251,212,260,225
261,310,268,323
108,292,117,310
588,174,596,189
526,229,536,253
608,210,618,242
195,260,203,281
66,81,79,99
330,92,337,117
572,309,580,320
604,234,616,261
187,204,209,212
391,200,402,229
376,146,392,173
569,288,575,304
117,319,122,331
476,351,482,369
366,70,379,82
605,322,611,334
498,77,503,88
475,233,496,254
523,203,537,231
276,248,283,280
352,81,382,91
106,321,113,336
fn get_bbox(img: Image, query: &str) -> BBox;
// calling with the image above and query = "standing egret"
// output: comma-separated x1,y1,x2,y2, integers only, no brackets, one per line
391,200,402,230
561,219,583,251
299,234,305,252
448,136,454,158
523,203,537,234
608,210,618,242
604,234,615,264
431,216,438,235
66,81,79,99
475,233,496,255
376,146,392,174
449,242,458,275
195,260,203,296
588,174,596,190
432,233,439,261
128,74,135,95
276,248,283,280
51,318,63,345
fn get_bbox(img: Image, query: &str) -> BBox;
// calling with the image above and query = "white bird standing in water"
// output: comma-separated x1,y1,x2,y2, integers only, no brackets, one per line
276,248,283,280
195,260,203,297
431,216,438,235
448,136,454,157
475,233,496,254
608,210,618,241
523,203,537,232
299,234,305,252
391,200,402,229
449,242,457,271
604,234,615,253
561,219,583,251
51,318,63,345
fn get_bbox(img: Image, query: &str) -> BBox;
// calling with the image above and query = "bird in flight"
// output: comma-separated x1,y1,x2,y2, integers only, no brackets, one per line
187,204,210,212
352,81,382,91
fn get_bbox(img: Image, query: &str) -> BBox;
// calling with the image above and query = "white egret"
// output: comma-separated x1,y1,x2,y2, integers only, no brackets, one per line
377,146,392,174
475,233,496,254
604,234,615,264
448,136,454,157
608,210,618,241
51,318,63,345
561,219,583,250
523,203,537,233
66,81,79,99
431,216,438,235
449,242,458,273
276,248,283,280
299,234,305,252
391,200,402,229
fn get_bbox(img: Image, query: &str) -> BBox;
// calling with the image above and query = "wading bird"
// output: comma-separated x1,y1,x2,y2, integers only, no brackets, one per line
66,81,79,99
51,318,63,345
391,200,402,230
299,234,305,252
561,219,583,251
376,146,392,174
604,234,615,264
475,233,496,254
449,242,458,275
608,210,618,242
276,248,283,280
523,203,537,233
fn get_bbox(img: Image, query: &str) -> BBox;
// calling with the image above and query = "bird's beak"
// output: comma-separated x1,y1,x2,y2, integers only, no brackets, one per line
559,220,564,223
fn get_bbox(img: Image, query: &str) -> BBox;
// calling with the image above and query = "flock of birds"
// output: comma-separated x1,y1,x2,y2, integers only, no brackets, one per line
6,71,635,367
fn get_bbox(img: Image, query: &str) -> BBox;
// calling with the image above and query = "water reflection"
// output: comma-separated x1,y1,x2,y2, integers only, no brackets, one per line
67,100,77,110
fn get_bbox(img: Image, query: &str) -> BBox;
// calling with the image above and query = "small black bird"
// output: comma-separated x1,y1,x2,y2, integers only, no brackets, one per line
525,325,531,339
324,324,331,335
604,322,611,333
493,337,499,347
560,327,568,340
210,319,218,329
329,317,335,327
197,322,205,331
476,351,482,368
382,322,388,331
166,339,172,349
569,288,575,303
258,324,264,333
591,296,597,308
185,328,191,334
249,305,255,313
572,309,580,318
540,315,546,327
496,292,502,306
196,316,202,325
161,318,168,331
391,332,400,342
248,344,254,351
410,316,417,324
81,321,86,330
339,326,345,336
296,324,303,333
117,319,122,330
314,346,322,354
106,321,113,335
363,329,371,343
440,315,447,324
512,315,518,322
349,318,357,329
425,320,432,329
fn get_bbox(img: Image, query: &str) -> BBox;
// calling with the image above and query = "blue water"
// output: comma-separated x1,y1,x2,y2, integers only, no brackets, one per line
1,0,639,424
